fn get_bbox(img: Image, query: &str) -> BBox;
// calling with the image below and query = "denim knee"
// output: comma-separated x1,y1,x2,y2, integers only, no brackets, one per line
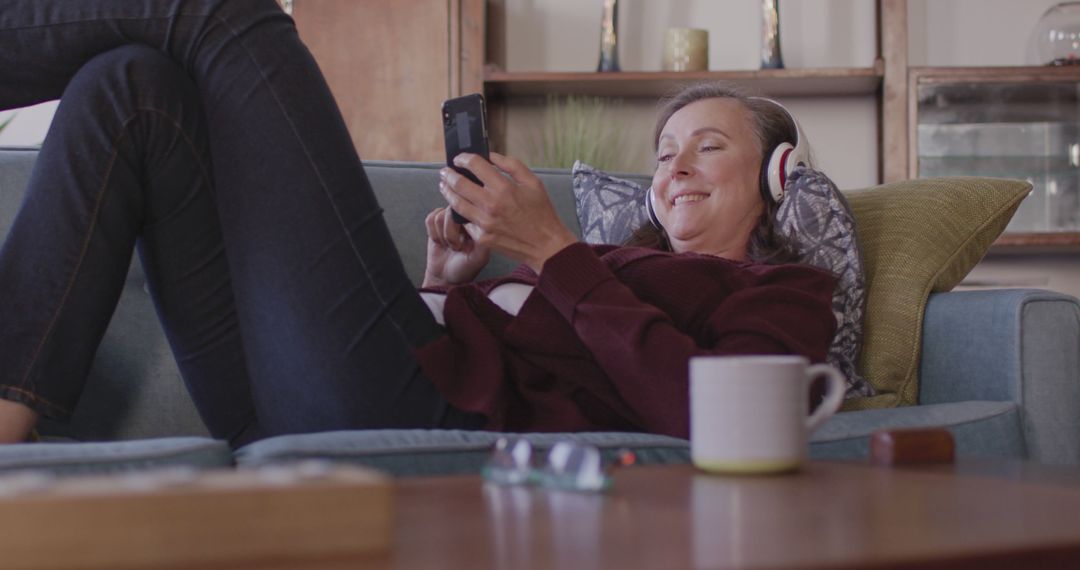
60,45,204,128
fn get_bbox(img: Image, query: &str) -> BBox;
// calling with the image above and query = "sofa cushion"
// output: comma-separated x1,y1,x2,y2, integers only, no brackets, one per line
236,399,1026,477
235,430,691,477
0,437,233,476
810,400,1025,460
844,177,1030,409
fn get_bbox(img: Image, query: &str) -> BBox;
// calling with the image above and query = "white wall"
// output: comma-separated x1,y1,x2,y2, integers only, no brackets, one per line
909,0,1060,66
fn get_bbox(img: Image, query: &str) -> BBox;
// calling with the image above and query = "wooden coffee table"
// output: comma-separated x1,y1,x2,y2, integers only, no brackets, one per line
33,459,1080,569
379,459,1080,569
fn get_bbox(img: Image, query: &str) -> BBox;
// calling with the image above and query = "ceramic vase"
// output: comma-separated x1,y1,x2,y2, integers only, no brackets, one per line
597,0,621,72
760,0,784,69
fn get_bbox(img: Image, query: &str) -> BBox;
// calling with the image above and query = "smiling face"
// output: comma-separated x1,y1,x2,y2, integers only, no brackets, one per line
652,98,765,259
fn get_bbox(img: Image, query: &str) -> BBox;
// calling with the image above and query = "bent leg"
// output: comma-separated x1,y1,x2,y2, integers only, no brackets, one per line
0,399,36,443
0,1,456,436
0,45,261,445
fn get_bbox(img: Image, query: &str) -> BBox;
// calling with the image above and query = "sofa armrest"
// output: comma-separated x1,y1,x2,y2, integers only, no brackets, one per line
919,288,1080,464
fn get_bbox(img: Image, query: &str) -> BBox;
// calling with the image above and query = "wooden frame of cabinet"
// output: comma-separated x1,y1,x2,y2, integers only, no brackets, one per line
880,0,908,184
907,65,1080,180
907,65,1080,248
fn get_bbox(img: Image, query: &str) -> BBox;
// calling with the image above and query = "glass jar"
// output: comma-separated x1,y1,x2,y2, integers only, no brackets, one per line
916,80,1080,232
1030,2,1080,66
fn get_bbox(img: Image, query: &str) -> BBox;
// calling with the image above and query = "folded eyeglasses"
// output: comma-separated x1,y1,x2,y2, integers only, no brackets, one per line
481,437,636,492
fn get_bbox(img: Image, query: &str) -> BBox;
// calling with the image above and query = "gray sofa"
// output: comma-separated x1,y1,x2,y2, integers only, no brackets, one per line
1,147,1078,476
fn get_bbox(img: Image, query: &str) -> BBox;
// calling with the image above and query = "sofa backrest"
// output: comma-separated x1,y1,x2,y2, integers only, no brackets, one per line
363,160,652,283
0,149,652,441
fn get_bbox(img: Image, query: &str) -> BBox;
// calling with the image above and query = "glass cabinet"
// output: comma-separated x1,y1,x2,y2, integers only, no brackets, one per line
911,67,1080,242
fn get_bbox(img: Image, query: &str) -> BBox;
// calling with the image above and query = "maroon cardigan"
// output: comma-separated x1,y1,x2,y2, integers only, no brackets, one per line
415,243,837,439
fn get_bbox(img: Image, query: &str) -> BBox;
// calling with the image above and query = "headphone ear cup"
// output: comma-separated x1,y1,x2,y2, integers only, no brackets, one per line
765,142,795,203
645,186,663,229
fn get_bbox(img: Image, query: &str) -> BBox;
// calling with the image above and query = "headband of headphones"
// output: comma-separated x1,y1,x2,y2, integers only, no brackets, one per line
645,96,809,230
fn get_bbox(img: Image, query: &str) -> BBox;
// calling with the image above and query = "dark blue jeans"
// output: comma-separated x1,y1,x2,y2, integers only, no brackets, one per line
0,0,475,446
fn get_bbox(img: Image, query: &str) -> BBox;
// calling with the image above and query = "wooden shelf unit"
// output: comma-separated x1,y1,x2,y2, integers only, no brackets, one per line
483,62,884,99
910,65,1080,86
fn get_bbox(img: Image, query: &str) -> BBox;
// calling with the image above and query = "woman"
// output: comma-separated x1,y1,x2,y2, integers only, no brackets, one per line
0,0,836,445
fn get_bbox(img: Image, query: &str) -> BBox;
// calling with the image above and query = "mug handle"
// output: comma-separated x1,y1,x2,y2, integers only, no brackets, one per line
804,364,846,433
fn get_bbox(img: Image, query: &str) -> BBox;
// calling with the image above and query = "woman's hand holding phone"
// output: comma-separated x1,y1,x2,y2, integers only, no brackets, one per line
439,152,578,274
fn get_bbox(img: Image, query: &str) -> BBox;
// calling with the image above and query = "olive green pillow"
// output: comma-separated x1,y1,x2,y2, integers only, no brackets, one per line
841,177,1032,410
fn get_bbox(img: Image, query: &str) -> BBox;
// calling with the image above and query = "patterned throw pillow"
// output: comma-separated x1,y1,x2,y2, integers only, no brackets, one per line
776,167,873,398
571,161,649,245
571,162,871,399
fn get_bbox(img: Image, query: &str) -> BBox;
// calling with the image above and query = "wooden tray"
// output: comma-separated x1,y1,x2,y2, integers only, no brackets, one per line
0,463,392,569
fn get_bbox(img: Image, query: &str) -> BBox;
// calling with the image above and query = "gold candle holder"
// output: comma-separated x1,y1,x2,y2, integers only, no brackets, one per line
663,28,709,72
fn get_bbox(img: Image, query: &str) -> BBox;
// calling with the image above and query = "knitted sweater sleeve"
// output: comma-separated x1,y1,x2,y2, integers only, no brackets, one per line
535,243,837,438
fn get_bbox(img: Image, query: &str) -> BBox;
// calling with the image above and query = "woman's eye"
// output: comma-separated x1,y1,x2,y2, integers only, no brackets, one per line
700,145,721,152
657,154,673,163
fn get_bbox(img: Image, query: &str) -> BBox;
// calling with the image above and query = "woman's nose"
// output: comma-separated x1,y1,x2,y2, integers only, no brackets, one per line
669,152,693,178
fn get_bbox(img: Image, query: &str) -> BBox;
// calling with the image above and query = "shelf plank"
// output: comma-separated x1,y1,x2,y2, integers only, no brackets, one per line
911,65,1080,85
992,232,1080,252
484,64,884,98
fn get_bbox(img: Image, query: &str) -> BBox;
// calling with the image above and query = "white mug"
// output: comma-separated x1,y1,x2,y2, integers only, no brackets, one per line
689,355,845,474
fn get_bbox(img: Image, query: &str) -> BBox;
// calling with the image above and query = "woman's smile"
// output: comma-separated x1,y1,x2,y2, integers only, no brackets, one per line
671,192,710,206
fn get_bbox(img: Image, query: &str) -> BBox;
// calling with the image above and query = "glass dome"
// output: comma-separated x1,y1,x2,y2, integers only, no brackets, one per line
1030,2,1080,66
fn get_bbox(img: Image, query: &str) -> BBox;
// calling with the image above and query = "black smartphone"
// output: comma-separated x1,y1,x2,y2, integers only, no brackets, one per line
442,93,490,224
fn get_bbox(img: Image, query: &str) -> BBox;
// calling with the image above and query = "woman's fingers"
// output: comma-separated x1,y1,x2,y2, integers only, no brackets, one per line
441,205,471,252
489,152,540,188
425,208,445,247
440,168,484,224
426,204,476,253
453,153,506,189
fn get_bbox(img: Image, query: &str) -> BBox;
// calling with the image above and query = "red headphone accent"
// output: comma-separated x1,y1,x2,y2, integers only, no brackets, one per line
779,147,794,189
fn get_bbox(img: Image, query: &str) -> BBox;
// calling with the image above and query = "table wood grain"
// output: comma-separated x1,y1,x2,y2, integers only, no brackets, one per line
38,460,1080,569
383,461,1080,569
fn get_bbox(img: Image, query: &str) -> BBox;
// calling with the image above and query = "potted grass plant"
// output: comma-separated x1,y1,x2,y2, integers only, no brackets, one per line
529,95,628,172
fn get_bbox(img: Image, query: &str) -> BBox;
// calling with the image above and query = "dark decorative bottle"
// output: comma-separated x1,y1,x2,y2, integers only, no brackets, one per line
597,0,621,72
760,0,784,69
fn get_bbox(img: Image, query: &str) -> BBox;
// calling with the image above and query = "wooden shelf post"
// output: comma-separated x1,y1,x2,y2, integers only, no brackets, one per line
881,0,909,183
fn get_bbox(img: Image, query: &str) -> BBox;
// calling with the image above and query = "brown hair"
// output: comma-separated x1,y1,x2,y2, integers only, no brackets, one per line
624,82,803,264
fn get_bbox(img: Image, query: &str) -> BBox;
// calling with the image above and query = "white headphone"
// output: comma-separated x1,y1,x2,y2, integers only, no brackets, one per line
645,97,809,230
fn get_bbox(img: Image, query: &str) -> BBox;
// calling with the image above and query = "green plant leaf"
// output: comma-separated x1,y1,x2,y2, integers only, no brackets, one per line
527,95,628,172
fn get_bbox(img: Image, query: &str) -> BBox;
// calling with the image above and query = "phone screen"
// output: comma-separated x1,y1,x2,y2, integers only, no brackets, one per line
442,93,490,223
